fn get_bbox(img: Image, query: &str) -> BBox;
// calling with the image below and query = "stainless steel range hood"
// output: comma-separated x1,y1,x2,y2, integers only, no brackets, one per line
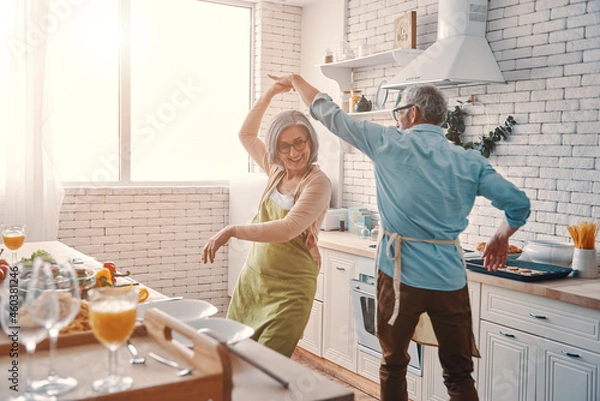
383,0,505,90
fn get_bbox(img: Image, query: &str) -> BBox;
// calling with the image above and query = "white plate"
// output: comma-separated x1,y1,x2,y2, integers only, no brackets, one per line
137,299,217,322
174,317,255,347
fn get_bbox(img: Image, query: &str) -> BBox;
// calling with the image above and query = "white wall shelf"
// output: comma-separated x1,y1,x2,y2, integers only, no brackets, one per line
349,109,393,119
317,48,423,91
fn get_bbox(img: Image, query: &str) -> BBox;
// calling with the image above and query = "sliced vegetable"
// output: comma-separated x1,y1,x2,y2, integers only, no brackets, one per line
95,268,116,287
138,287,149,303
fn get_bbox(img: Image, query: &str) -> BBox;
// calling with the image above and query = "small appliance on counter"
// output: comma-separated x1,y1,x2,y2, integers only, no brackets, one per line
320,208,348,231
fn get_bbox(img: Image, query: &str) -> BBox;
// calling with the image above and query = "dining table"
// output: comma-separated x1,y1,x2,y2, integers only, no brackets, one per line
0,240,354,401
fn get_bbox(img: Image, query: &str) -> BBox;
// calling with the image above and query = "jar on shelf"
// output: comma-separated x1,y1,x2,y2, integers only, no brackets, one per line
339,90,351,113
350,90,362,113
335,37,355,62
323,47,334,64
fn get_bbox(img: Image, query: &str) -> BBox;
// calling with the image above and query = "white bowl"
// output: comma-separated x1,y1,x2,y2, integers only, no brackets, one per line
173,317,254,347
137,299,217,322
522,240,574,267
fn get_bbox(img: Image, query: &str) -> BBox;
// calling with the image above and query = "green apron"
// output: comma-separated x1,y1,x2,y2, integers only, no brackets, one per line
227,171,318,357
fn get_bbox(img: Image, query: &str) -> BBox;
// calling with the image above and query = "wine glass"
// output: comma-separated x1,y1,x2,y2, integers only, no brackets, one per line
88,287,138,393
1,224,26,266
25,260,81,396
0,261,57,401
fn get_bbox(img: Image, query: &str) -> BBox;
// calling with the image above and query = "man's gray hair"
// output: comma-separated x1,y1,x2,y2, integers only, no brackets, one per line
266,110,319,168
401,84,448,126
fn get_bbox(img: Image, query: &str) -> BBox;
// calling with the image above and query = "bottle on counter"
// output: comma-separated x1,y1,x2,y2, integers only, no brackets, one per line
370,224,380,241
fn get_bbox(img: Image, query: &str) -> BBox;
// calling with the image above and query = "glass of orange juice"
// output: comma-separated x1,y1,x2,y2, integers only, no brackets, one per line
1,224,26,266
88,287,138,393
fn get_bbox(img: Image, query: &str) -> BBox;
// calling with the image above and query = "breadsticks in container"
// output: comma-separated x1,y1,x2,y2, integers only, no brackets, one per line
567,221,598,250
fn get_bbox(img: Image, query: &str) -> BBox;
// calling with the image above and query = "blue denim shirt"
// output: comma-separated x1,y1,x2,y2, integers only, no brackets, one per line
310,92,531,291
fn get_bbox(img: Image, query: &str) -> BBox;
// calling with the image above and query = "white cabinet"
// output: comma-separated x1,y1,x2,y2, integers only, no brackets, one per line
537,336,600,401
322,248,358,371
298,271,324,356
479,320,538,401
478,285,600,401
298,300,323,356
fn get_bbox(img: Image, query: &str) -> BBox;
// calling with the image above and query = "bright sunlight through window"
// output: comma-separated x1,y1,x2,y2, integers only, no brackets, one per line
47,0,252,183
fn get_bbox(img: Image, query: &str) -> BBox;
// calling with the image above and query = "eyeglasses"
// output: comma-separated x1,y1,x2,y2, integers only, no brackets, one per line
278,138,309,154
391,104,414,122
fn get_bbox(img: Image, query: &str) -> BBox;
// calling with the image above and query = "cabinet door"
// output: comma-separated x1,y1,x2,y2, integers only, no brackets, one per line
478,321,537,401
322,249,357,371
298,300,323,356
537,337,600,401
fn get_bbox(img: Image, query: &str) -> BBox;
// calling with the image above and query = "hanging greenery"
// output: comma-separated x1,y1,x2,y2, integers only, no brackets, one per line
442,100,516,158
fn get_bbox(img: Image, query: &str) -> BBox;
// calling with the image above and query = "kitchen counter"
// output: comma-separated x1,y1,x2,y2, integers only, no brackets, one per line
318,231,600,311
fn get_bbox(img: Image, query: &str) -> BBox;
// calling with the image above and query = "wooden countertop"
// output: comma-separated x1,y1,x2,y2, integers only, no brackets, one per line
318,231,600,311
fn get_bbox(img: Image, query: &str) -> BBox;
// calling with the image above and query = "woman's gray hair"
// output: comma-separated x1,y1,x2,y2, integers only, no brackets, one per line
401,84,448,126
266,110,319,168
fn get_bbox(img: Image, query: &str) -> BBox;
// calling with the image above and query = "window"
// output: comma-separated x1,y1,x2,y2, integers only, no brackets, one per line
48,0,252,183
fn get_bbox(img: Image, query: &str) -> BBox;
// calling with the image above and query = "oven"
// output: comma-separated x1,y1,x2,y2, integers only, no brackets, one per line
351,258,423,376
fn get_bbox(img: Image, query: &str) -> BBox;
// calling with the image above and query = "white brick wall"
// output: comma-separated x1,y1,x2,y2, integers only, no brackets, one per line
58,187,230,315
340,0,599,250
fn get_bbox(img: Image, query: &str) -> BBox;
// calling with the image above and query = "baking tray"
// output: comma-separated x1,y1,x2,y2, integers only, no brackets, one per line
466,258,572,282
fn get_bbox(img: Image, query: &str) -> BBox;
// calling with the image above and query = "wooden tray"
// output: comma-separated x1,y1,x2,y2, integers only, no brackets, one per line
0,309,232,401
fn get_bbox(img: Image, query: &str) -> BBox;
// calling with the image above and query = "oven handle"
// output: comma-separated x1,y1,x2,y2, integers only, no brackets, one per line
353,285,375,297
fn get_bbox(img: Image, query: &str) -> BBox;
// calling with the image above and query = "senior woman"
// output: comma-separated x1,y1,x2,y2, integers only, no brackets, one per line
201,78,331,357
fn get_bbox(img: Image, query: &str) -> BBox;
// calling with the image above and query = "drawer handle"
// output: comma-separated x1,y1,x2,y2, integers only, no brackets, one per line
529,312,547,320
561,350,581,358
499,331,515,338
335,266,346,271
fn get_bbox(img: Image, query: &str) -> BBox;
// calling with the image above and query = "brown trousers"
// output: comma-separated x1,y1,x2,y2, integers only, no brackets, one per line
376,271,479,401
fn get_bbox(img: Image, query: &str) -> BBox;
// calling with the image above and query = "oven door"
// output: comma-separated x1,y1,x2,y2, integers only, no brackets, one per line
352,279,382,353
351,278,423,376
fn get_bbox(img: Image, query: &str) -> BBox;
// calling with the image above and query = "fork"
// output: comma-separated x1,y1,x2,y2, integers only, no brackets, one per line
148,352,194,376
126,340,146,365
